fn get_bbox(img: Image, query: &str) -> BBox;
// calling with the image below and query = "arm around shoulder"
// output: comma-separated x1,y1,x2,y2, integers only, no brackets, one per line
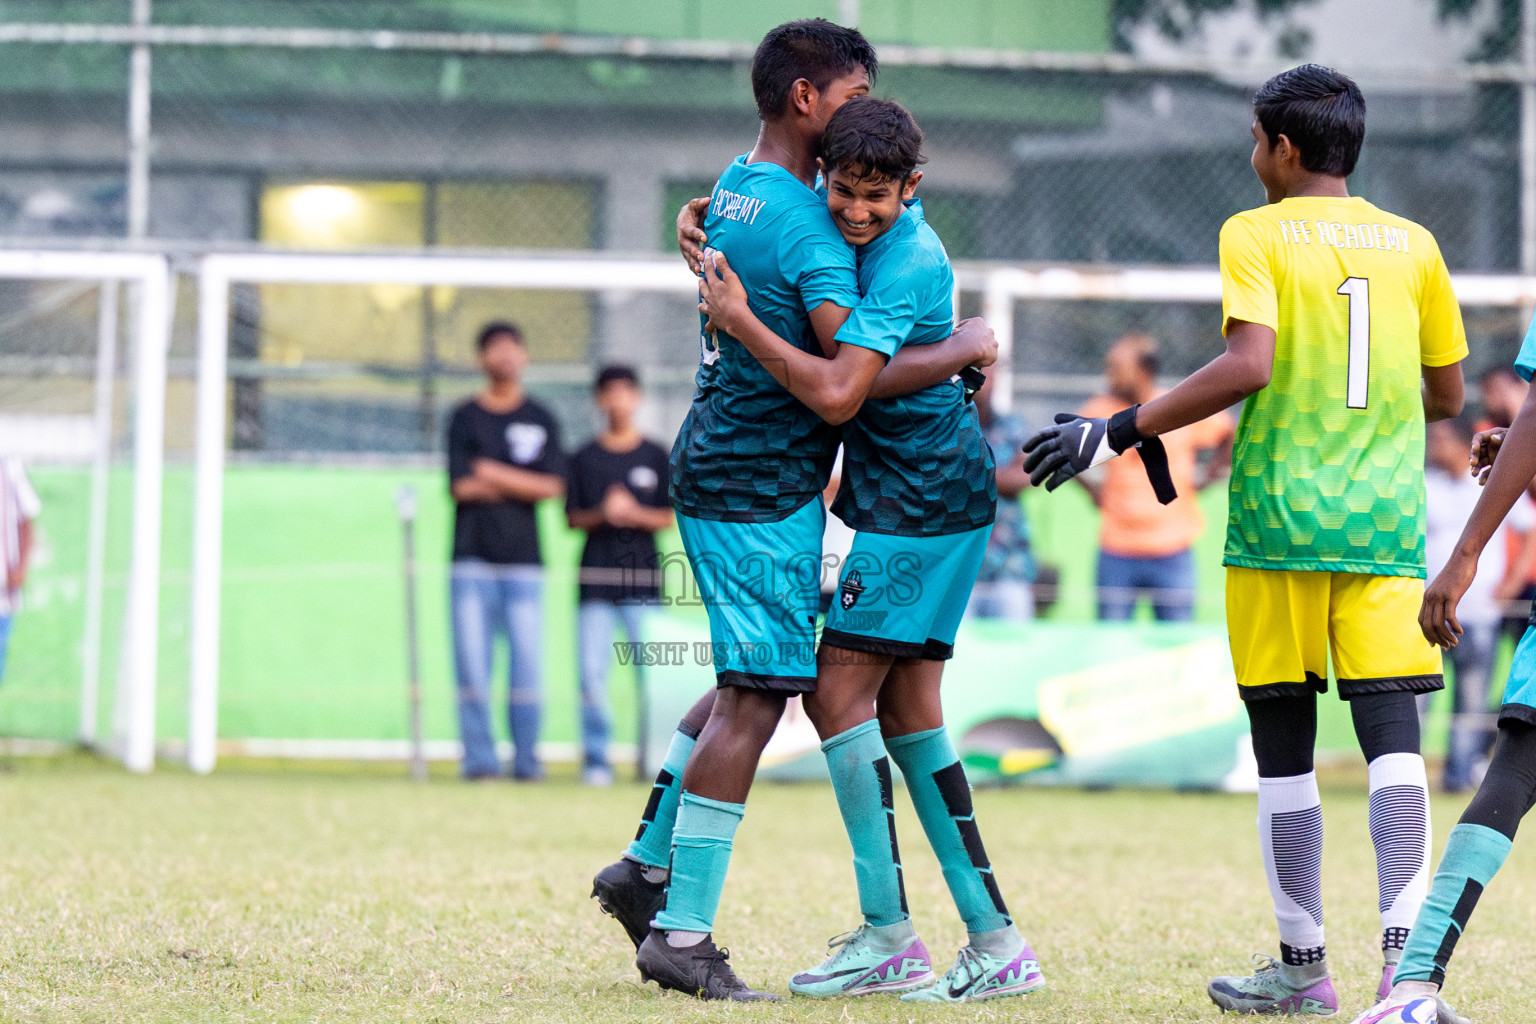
867,317,996,400
699,252,882,424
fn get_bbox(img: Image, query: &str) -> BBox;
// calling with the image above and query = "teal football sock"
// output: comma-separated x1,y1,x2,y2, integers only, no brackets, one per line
1395,823,1512,986
625,728,696,870
823,719,908,928
652,791,744,935
886,726,1012,934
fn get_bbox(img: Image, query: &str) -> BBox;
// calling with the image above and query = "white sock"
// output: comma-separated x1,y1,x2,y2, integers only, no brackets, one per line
664,930,708,948
969,923,1024,959
1258,772,1326,963
866,919,917,952
1368,752,1431,949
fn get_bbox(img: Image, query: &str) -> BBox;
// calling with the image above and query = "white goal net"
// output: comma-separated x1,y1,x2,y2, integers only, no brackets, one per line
6,247,1534,773
0,251,172,772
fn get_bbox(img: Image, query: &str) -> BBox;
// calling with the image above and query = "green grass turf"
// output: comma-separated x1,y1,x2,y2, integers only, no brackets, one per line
1,758,1532,1023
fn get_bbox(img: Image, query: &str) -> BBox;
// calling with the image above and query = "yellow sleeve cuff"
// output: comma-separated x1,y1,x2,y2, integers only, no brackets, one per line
1221,308,1280,337
1420,342,1469,368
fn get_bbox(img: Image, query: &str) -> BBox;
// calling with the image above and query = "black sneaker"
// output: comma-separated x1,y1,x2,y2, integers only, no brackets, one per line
591,859,666,950
635,928,778,1001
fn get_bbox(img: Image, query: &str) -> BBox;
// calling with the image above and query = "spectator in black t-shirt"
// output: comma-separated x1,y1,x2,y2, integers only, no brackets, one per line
566,365,673,786
446,321,566,781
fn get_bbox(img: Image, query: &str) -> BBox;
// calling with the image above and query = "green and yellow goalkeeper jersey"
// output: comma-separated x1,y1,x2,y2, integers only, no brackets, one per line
1219,195,1467,577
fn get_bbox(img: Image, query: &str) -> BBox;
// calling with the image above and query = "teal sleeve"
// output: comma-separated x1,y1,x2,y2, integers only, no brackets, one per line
834,283,917,359
1518,312,1536,382
780,204,859,313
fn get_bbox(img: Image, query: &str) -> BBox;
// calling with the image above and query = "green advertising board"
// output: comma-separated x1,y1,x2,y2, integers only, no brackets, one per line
637,614,1257,791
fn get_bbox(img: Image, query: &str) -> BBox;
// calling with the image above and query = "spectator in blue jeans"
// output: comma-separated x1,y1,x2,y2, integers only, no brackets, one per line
566,366,673,786
446,322,566,781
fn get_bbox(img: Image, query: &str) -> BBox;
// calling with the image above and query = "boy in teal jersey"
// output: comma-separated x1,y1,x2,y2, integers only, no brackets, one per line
596,21,998,1002
1356,325,1536,1024
698,97,1041,1004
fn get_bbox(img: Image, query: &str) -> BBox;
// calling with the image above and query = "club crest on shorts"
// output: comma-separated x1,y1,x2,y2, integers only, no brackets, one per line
839,570,866,611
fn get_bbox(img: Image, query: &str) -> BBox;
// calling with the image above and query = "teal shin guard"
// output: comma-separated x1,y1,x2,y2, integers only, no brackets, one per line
1396,823,1513,986
625,729,696,869
886,727,1012,934
652,792,744,934
823,719,908,928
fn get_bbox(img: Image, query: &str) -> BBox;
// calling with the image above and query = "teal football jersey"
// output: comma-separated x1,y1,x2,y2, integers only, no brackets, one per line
669,155,861,523
832,201,997,537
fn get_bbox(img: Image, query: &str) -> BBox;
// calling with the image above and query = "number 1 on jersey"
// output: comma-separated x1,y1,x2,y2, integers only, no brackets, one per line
1337,276,1370,409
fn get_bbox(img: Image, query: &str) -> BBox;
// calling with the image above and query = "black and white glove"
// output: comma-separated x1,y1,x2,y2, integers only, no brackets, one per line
1021,405,1177,504
958,366,986,403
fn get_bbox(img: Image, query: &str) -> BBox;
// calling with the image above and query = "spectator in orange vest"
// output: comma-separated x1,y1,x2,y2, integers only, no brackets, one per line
1076,334,1233,621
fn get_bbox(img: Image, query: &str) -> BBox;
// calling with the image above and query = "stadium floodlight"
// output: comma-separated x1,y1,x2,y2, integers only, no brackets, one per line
0,249,172,773
190,252,698,774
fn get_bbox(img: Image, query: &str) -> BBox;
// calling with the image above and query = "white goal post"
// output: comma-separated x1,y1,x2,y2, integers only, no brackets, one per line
189,253,701,774
184,252,1536,774
0,250,173,773
970,265,1536,415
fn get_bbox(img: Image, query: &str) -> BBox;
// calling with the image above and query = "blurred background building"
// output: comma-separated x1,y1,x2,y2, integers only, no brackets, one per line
2,0,1526,454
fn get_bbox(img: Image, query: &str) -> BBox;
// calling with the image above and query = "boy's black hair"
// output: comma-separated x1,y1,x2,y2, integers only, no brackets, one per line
1253,64,1366,177
751,19,877,121
595,364,639,391
476,321,524,352
821,96,925,184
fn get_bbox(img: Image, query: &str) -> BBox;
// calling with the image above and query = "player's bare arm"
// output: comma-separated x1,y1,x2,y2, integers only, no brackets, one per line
1136,320,1276,438
866,318,995,399
1471,426,1505,484
1024,319,1272,494
677,196,711,274
1421,362,1464,423
805,295,853,358
699,250,886,424
1422,382,1536,648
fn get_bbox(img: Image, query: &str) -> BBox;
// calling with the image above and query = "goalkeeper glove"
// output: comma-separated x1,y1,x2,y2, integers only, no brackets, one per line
1021,405,1177,504
958,366,986,403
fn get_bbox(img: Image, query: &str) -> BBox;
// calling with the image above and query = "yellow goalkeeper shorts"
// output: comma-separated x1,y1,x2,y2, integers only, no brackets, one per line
1225,566,1443,700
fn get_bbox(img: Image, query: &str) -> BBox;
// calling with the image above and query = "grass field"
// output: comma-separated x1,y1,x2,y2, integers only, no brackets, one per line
1,758,1532,1023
